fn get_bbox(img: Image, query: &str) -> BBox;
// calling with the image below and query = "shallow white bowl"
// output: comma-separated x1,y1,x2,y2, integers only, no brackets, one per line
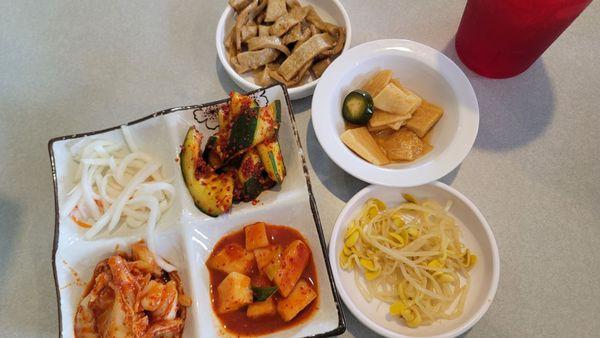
216,0,351,100
312,39,479,187
329,183,499,338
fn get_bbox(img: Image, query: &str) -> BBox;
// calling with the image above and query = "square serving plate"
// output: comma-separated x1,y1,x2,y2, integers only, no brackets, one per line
49,84,346,337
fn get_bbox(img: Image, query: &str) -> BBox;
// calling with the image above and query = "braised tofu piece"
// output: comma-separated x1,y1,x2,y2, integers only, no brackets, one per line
276,280,317,321
245,222,270,250
406,101,443,138
254,245,281,271
207,243,255,275
274,240,311,297
247,297,277,318
217,272,253,314
381,129,425,161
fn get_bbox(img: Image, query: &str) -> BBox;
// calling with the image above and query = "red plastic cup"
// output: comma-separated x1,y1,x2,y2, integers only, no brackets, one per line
455,0,592,78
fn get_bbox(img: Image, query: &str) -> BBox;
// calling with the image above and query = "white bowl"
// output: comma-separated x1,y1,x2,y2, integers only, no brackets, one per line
216,0,351,100
311,39,479,187
330,183,499,338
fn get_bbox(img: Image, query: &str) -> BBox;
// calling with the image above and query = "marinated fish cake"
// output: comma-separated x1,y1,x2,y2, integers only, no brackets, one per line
265,0,287,22
227,0,345,88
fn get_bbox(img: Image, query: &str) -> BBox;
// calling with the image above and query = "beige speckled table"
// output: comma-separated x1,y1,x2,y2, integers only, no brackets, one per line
1,0,599,337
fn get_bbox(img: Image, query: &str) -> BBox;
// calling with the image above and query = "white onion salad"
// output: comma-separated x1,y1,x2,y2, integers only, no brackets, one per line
62,125,176,272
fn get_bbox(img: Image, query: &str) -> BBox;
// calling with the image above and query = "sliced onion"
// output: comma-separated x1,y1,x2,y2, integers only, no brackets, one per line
80,163,100,219
66,129,176,271
61,186,82,218
121,125,139,152
133,195,176,272
115,153,153,185
106,162,160,232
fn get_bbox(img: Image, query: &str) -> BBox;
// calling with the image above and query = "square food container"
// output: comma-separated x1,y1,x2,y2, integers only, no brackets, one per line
49,84,346,337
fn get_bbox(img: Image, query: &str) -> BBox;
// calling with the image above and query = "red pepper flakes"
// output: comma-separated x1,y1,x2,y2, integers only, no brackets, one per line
62,260,85,287
222,104,231,114
71,215,91,228
245,106,258,117
240,151,263,178
94,199,105,213
195,159,211,180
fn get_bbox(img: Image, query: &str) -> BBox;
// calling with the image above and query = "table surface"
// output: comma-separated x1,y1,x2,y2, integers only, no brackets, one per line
1,0,599,337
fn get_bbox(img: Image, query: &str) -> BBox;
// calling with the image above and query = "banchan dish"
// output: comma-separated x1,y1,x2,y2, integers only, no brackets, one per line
49,84,345,337
329,183,499,338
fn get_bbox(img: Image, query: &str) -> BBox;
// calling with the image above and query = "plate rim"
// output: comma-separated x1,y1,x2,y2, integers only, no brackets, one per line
311,38,480,187
48,83,347,337
328,182,500,338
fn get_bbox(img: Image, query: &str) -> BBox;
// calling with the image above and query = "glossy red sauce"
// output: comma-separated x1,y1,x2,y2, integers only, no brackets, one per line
207,224,319,336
